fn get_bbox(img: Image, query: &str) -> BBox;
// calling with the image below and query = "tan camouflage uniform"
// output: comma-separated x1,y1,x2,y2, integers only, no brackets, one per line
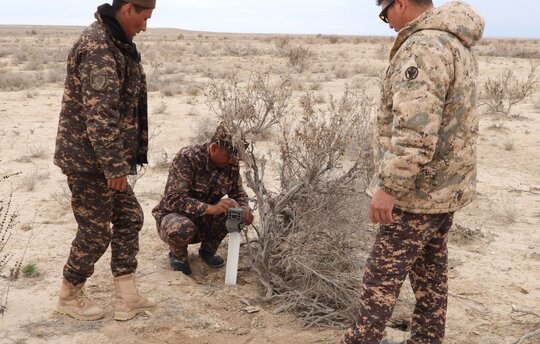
54,4,149,285
344,2,484,343
152,143,249,260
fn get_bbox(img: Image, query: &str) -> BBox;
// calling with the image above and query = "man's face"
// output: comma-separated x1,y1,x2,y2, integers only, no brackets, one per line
209,144,237,169
122,4,153,40
379,0,404,32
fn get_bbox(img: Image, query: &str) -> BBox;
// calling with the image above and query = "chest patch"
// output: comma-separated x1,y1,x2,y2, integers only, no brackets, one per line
405,66,419,80
90,69,108,91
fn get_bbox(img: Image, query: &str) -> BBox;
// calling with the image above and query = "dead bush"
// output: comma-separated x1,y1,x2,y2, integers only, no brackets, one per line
191,117,217,144
248,89,375,327
450,224,486,244
284,46,313,73
0,70,41,91
1,172,31,316
479,63,537,117
153,150,171,170
208,82,375,326
204,70,293,137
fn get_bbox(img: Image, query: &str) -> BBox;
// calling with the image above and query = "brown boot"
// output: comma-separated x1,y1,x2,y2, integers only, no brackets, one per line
57,279,105,321
114,273,156,321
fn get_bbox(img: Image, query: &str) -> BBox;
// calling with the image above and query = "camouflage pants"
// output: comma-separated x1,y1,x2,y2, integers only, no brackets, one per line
63,173,143,285
156,212,228,260
344,208,454,344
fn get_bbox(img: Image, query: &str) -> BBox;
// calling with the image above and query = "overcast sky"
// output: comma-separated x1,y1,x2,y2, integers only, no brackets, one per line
1,0,539,38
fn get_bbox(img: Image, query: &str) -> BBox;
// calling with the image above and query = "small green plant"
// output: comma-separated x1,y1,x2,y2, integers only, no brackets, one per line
22,262,39,278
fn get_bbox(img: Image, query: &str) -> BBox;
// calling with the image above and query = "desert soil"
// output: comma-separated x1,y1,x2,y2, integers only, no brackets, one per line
0,25,539,344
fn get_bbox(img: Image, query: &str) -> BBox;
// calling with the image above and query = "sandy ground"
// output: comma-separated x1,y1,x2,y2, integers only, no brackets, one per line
0,26,539,344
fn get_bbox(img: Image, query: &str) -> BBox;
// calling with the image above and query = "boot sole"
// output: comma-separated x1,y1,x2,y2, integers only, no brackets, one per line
57,305,105,321
114,306,154,321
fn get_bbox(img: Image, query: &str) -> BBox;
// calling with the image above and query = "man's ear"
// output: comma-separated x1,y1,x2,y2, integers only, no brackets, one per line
121,2,134,17
395,0,406,14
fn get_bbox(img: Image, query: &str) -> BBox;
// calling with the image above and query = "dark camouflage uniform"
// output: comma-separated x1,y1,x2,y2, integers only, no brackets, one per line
345,2,484,343
54,4,148,285
152,143,249,260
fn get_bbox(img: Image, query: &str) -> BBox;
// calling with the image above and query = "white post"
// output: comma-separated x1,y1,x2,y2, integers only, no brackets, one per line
225,231,241,285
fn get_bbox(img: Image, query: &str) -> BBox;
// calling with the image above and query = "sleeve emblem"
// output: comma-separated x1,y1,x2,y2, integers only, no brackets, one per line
90,69,108,91
405,66,419,80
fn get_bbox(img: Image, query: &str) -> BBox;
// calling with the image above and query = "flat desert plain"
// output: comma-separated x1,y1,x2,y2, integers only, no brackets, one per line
0,25,539,344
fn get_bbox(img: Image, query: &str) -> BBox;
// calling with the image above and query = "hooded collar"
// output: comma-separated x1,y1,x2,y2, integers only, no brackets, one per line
390,0,485,59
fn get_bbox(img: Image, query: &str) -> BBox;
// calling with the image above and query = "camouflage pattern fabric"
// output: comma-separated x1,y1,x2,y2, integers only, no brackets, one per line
54,6,148,179
152,143,249,256
157,213,228,260
63,173,143,285
368,1,485,214
344,209,454,344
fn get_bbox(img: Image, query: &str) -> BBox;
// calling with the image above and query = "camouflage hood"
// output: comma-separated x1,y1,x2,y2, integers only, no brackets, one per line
391,1,485,59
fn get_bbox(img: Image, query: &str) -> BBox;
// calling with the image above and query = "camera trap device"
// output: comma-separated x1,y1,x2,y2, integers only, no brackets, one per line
225,207,245,233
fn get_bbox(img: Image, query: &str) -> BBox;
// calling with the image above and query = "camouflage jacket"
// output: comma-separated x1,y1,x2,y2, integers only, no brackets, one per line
152,143,249,221
368,1,485,214
54,5,148,179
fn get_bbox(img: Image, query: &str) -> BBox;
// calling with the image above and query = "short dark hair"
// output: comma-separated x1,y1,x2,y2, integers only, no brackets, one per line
112,0,145,14
376,0,433,5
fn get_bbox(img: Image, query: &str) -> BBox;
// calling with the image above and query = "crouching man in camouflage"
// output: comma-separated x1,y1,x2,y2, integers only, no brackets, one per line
53,0,157,321
343,1,484,343
152,124,254,275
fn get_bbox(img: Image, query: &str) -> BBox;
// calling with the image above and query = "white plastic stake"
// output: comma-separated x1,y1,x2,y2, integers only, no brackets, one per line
225,231,241,285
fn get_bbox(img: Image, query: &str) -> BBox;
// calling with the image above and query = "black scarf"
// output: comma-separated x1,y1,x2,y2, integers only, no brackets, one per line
96,4,140,62
96,3,149,166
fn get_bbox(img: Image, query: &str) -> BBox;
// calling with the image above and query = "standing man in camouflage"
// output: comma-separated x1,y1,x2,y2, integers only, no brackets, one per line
54,0,157,321
152,124,254,275
344,1,484,343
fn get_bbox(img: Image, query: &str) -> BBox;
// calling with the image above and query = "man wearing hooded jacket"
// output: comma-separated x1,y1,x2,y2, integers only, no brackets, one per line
54,0,156,321
344,1,484,343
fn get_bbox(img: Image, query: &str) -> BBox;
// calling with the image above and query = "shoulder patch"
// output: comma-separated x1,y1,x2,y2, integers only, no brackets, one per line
90,69,108,91
405,66,419,80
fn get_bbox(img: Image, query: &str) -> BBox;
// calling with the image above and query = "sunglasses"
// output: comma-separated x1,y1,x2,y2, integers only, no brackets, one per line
379,0,395,23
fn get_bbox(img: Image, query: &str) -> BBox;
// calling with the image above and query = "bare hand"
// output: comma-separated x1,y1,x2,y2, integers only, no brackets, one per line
369,188,395,224
242,206,254,225
107,176,128,192
206,198,239,216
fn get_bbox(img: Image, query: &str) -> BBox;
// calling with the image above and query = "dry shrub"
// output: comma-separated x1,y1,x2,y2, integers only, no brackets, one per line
153,150,171,170
153,102,167,114
223,42,258,57
191,117,217,144
335,68,351,79
205,70,376,325
207,81,375,327
495,192,520,224
450,224,485,244
204,70,293,137
0,70,40,91
480,43,540,59
273,35,291,51
245,89,375,327
1,172,31,316
284,46,313,73
479,63,537,117
44,65,66,85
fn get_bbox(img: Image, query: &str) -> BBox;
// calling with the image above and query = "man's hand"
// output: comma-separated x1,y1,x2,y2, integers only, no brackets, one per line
369,188,396,224
206,198,239,216
107,176,128,192
242,206,254,225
